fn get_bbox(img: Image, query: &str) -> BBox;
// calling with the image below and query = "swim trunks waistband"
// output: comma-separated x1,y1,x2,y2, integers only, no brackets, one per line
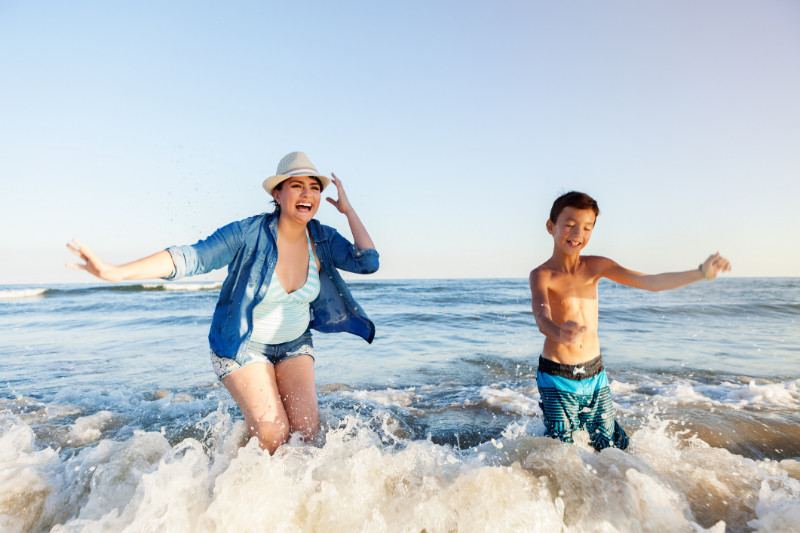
537,354,604,380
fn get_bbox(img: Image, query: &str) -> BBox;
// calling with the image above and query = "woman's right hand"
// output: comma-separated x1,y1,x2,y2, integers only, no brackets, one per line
66,238,124,281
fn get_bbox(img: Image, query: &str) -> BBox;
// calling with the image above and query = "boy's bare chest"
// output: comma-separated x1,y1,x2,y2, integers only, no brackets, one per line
549,274,598,300
548,277,598,313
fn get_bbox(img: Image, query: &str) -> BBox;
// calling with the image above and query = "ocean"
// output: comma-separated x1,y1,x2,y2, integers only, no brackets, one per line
1,277,798,532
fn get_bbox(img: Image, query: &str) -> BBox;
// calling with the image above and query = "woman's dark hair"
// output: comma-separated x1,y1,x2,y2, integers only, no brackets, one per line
271,176,324,213
549,191,600,223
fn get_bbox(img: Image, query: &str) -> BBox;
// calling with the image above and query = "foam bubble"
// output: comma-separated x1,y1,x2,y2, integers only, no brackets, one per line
479,385,538,415
340,387,417,407
66,411,115,446
609,379,639,394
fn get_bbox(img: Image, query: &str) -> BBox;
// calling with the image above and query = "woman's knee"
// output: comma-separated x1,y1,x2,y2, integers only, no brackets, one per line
250,415,291,453
292,412,320,441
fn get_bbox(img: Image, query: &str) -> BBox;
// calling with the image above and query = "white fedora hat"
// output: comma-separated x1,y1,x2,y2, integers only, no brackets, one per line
263,152,331,194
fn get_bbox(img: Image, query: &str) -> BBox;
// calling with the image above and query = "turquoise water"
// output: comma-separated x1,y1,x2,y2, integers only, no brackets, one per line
1,278,798,531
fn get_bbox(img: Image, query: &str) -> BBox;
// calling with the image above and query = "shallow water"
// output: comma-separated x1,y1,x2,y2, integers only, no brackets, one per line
1,278,798,531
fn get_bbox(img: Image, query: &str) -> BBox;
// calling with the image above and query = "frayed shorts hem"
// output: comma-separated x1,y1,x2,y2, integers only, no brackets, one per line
210,329,315,381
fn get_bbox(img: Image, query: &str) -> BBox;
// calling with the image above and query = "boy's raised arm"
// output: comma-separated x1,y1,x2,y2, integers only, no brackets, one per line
529,269,586,345
599,253,731,292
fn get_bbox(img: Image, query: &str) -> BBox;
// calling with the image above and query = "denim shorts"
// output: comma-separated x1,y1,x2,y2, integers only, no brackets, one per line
210,328,315,381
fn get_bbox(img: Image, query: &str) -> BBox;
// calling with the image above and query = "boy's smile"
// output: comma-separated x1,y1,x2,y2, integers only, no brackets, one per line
548,207,596,256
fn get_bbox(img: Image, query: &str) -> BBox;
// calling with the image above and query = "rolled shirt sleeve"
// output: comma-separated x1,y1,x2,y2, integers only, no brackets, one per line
161,219,247,281
327,230,379,275
162,245,187,280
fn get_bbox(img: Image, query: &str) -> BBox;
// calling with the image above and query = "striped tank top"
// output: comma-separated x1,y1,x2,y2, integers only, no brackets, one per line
251,230,320,344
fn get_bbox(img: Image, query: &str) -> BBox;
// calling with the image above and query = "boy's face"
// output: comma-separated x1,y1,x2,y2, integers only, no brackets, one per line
547,207,596,255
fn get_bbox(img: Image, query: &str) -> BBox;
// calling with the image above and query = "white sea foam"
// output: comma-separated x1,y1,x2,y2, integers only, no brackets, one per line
609,379,639,394
141,282,222,292
716,379,800,409
2,407,799,532
749,475,800,531
66,410,115,446
479,385,538,415
0,288,47,300
0,412,59,533
650,378,800,410
340,387,417,407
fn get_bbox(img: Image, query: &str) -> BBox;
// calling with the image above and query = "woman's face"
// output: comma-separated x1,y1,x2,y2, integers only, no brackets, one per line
273,176,322,223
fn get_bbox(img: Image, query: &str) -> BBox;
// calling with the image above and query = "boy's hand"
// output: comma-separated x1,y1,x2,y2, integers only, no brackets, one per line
559,321,586,345
700,252,732,281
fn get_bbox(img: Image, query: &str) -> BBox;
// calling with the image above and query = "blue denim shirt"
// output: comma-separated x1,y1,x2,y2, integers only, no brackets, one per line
164,212,379,359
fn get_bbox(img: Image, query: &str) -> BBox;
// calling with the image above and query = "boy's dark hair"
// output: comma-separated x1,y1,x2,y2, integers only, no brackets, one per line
549,191,600,223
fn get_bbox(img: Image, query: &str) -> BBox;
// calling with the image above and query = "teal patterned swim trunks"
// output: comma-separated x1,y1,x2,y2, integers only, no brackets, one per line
536,355,629,451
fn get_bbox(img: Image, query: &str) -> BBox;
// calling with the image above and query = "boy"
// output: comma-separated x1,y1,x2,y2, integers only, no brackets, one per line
529,191,731,451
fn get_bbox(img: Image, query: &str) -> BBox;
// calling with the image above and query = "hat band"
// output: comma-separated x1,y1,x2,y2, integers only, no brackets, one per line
284,168,318,177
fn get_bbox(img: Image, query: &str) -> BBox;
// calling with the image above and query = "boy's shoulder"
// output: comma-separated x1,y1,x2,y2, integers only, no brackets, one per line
529,256,611,280
529,259,566,286
581,255,608,266
531,254,604,268
529,260,554,281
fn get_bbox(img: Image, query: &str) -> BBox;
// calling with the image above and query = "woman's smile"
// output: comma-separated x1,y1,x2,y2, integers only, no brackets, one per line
275,176,322,219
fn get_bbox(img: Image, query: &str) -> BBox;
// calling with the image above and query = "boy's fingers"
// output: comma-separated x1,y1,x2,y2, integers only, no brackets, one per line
712,255,731,272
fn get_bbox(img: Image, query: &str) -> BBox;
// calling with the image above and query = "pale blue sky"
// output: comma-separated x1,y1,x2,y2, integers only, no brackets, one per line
1,0,798,284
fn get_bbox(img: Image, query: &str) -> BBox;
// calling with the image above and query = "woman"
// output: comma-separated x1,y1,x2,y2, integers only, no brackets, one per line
67,152,378,454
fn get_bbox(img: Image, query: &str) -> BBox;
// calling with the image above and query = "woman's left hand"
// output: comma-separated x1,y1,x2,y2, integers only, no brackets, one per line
325,172,376,250
325,173,353,215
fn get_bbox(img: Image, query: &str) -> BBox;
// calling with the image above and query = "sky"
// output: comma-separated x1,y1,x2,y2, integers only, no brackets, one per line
1,0,798,284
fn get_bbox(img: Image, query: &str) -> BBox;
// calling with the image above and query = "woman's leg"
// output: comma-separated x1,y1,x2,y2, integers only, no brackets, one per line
275,355,320,441
221,362,290,454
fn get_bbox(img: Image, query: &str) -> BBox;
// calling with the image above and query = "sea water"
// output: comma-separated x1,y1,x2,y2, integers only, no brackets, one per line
1,278,798,532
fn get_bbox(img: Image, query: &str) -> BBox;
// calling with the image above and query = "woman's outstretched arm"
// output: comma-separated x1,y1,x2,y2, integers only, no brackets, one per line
66,238,175,281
